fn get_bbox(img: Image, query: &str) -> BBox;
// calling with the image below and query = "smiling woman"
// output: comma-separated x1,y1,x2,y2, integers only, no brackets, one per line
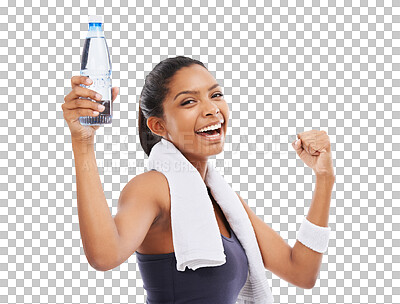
138,57,230,170
64,55,334,304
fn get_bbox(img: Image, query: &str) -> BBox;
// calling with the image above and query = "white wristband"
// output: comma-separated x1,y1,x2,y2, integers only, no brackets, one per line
296,216,331,253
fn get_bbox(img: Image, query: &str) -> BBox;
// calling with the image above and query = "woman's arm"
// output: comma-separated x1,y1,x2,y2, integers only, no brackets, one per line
236,173,334,289
72,140,163,272
290,173,335,288
63,78,125,270
236,130,334,289
237,192,312,289
72,139,120,270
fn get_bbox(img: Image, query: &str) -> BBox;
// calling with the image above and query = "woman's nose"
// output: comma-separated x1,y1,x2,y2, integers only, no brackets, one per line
202,99,220,116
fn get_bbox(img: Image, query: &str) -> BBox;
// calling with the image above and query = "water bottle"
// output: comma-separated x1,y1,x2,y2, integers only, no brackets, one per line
79,15,112,125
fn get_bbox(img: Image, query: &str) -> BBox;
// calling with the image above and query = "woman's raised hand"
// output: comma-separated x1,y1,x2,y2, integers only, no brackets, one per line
292,130,335,177
62,76,119,143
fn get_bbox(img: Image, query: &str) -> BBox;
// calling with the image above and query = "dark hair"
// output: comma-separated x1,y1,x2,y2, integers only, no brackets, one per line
138,56,207,156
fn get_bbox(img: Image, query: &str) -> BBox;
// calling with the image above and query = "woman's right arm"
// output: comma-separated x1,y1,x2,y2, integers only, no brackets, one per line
72,141,163,271
72,139,120,270
63,76,161,271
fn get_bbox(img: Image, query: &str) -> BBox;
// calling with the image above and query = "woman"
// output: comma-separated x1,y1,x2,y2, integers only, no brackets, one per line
62,56,335,303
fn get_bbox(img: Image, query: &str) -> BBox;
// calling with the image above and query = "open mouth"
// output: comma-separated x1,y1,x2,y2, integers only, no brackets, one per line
195,123,223,139
195,128,221,136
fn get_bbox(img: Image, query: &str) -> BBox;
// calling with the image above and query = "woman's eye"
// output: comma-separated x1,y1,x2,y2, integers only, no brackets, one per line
181,100,195,106
181,94,223,106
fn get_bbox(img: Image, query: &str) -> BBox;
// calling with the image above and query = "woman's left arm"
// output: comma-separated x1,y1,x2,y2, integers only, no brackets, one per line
290,173,335,288
236,175,334,290
289,130,336,287
236,130,335,289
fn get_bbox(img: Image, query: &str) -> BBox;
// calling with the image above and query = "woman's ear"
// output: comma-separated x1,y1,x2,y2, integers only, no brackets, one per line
147,116,167,137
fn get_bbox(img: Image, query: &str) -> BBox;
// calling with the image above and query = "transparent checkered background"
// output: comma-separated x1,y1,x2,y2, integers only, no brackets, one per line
0,0,399,303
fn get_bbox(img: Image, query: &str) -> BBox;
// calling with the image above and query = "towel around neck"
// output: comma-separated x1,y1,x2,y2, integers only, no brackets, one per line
147,138,274,304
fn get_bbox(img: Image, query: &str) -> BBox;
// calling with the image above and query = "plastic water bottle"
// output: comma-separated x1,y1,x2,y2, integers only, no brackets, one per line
79,15,112,125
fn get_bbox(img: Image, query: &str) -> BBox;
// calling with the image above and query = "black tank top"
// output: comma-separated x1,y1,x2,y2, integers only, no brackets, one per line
135,226,249,304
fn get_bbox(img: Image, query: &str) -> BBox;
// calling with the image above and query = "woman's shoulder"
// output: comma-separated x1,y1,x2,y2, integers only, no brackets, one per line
133,170,170,219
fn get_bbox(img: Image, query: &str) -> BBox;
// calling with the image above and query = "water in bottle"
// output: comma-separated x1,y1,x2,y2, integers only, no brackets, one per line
79,15,112,125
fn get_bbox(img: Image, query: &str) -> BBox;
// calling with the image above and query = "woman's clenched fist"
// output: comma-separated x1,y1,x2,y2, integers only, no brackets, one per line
292,130,334,177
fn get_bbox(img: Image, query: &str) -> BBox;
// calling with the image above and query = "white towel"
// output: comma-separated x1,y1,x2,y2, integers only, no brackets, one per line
147,138,274,304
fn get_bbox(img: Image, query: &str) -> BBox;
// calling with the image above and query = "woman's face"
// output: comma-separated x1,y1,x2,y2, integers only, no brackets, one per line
148,64,230,161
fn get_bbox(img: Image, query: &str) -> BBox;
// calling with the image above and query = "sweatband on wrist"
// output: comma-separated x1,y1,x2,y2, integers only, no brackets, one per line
296,216,331,253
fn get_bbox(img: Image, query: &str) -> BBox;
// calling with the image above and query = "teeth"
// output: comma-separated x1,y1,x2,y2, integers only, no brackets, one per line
196,123,222,133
